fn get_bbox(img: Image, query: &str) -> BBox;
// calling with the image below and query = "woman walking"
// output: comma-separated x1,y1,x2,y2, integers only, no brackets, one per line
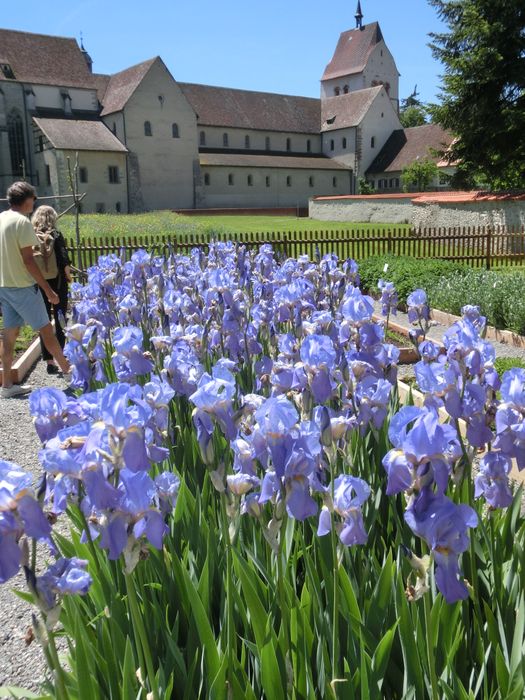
32,206,72,374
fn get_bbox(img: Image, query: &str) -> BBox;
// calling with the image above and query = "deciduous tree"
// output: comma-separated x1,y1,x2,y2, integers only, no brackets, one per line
402,158,439,192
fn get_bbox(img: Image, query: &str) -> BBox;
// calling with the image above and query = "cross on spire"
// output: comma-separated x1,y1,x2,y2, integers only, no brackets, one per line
355,0,364,29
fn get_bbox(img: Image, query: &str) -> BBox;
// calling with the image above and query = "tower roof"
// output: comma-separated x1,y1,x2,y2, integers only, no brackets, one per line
321,21,383,82
355,1,363,29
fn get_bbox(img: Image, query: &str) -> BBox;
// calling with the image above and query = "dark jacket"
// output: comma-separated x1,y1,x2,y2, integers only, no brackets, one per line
52,229,71,272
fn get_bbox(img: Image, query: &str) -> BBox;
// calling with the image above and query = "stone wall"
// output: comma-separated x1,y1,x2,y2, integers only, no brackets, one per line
310,193,414,224
309,192,525,229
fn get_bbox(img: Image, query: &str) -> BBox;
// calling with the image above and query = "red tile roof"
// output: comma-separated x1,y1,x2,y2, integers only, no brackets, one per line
366,124,454,174
413,191,525,204
99,58,158,116
200,153,348,170
321,85,382,131
0,28,96,88
180,83,320,134
312,191,525,204
92,73,111,105
33,118,127,152
322,22,383,81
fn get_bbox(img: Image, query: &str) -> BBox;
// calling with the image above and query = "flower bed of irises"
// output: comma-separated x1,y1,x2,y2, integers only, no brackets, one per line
2,243,525,700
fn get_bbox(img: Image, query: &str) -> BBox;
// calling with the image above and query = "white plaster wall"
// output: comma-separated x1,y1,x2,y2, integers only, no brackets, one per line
123,59,199,210
321,74,365,99
34,149,128,214
363,43,399,108
321,127,358,170
101,113,125,144
199,127,321,153
31,85,98,112
202,167,352,208
359,89,401,176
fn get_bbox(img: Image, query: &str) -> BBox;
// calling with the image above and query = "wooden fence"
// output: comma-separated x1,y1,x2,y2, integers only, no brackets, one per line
66,226,525,271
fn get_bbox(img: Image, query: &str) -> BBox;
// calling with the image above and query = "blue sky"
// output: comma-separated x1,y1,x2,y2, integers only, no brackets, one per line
4,0,445,104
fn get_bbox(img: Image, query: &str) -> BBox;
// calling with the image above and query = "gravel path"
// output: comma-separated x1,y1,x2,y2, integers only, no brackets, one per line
0,362,69,695
374,301,525,361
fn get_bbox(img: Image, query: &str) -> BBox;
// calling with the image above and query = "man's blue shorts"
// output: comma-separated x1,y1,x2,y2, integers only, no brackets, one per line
0,285,50,330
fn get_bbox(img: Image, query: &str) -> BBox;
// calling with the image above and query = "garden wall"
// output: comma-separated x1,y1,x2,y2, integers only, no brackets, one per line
310,191,525,229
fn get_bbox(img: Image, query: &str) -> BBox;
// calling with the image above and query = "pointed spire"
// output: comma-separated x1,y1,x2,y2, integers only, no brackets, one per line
355,0,364,29
79,32,93,73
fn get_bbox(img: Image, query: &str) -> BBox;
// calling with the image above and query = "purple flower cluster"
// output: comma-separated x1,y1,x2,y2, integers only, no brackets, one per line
0,460,51,583
382,304,524,602
30,382,179,569
378,279,398,318
50,246,523,608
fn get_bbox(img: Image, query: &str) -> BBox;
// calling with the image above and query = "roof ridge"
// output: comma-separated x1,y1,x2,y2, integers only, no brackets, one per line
0,27,77,42
109,56,158,78
179,81,318,102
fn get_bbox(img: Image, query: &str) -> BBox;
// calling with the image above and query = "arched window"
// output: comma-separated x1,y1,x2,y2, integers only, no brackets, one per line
265,136,271,150
172,123,179,138
7,111,25,176
330,139,335,151
343,85,349,94
265,176,271,187
333,176,338,188
223,133,229,147
371,136,375,148
204,173,210,186
247,174,253,186
286,137,291,151
228,173,234,186
200,131,206,146
144,121,152,136
334,87,340,96
306,139,311,153
245,135,250,149
286,175,292,187
342,137,347,149
309,176,314,187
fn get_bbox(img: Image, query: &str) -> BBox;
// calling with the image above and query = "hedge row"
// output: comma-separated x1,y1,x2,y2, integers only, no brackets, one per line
359,256,525,336
358,256,467,306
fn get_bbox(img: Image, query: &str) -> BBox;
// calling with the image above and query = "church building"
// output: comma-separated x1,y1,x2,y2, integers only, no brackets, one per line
0,3,452,213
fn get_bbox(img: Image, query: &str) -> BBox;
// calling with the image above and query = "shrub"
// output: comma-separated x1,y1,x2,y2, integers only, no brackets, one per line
494,356,525,377
427,269,525,335
358,255,467,305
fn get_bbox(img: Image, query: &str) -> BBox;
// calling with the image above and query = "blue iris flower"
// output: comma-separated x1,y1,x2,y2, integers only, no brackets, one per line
318,475,370,546
405,492,477,603
0,461,52,584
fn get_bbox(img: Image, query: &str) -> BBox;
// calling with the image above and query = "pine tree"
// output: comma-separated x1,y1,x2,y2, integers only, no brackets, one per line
428,0,525,189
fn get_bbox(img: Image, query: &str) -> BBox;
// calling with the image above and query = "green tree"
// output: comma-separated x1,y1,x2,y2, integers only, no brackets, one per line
428,0,525,189
400,104,428,128
358,178,375,194
402,158,439,192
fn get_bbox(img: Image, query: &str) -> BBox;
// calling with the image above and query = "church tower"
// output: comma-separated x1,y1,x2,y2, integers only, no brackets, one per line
320,2,400,112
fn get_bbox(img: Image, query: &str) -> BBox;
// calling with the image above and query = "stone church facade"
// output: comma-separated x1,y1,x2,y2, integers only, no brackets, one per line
0,5,452,213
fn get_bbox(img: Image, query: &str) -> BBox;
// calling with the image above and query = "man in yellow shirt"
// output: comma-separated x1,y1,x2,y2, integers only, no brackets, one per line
0,182,70,398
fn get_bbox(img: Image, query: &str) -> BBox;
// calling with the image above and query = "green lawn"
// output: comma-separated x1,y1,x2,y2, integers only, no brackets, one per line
58,212,403,240
0,318,37,356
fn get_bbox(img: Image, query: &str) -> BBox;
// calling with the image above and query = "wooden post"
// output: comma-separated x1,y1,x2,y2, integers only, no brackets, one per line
486,226,492,270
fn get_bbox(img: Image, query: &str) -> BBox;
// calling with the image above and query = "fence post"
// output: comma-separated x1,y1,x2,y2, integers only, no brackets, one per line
486,226,492,270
